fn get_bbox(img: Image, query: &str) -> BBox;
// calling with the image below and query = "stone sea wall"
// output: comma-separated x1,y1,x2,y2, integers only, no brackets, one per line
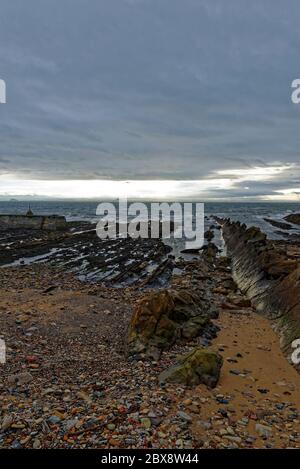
218,218,300,365
0,214,67,231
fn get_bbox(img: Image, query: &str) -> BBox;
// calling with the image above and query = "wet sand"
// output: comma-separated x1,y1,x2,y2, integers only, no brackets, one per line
190,310,300,448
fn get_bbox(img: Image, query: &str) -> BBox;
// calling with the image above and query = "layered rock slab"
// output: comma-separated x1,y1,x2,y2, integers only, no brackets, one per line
218,218,300,365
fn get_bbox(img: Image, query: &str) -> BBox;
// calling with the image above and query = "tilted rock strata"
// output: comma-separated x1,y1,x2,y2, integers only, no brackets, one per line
218,218,300,364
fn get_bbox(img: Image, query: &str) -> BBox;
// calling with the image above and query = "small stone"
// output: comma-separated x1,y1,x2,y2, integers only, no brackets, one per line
11,440,22,449
20,436,31,445
219,428,228,436
197,420,212,430
183,399,192,406
48,415,61,425
33,438,41,449
8,372,33,386
11,423,26,429
107,423,116,431
41,388,56,396
255,423,272,438
140,418,151,429
63,419,78,432
175,438,184,448
216,396,229,404
177,411,192,422
1,414,13,431
15,314,29,324
77,391,92,403
219,409,228,418
225,436,242,444
226,426,235,435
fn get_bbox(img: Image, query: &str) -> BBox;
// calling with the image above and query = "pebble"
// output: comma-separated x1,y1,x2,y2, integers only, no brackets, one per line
255,423,272,438
107,423,116,431
1,415,13,431
140,418,152,429
33,438,41,449
48,416,61,425
197,420,212,430
177,411,192,422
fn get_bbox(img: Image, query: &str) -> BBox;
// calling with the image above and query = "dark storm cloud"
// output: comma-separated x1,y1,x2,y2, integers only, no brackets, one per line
0,0,300,198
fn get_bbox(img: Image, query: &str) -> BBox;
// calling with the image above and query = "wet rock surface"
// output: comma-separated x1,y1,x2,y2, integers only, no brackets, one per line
0,222,173,286
263,218,292,231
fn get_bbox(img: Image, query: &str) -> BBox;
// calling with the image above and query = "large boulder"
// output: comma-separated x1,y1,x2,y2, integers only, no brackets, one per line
159,347,223,388
127,288,218,359
128,290,177,357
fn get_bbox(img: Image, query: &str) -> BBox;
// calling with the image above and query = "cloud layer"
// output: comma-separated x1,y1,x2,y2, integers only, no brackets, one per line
0,0,299,199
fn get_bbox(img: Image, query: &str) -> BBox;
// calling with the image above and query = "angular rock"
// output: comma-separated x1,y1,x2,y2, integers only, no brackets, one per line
128,288,216,358
127,290,177,357
8,372,33,386
181,316,209,339
159,347,223,388
1,414,14,431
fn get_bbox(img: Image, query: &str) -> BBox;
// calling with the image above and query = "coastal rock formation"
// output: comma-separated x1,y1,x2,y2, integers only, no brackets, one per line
159,347,223,388
217,218,300,364
0,220,173,285
127,288,218,359
263,218,292,230
284,213,300,225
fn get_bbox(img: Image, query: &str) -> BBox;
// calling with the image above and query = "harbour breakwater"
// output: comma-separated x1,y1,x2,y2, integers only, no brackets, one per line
0,214,67,231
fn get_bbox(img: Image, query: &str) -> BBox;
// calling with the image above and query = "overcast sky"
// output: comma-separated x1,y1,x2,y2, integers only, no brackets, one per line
0,0,299,200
